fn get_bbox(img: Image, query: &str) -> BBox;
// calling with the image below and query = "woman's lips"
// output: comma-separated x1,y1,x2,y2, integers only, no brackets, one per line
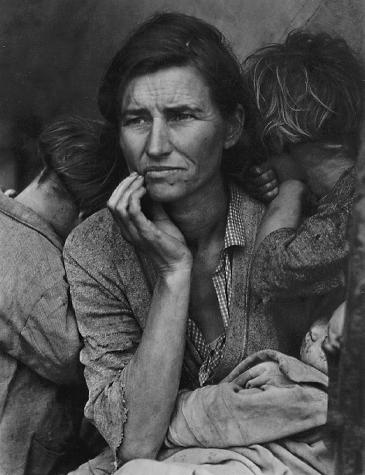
144,167,184,177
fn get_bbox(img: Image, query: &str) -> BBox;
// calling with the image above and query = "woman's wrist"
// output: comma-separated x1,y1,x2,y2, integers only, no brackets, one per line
159,262,193,284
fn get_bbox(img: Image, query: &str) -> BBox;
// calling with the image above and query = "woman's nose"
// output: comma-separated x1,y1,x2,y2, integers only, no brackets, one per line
146,118,172,158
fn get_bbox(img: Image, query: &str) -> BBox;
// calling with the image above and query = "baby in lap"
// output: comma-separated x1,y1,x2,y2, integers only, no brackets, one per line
165,303,345,449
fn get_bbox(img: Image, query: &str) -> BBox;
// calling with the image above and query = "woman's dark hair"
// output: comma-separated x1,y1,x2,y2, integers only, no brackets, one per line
244,31,365,156
38,116,124,217
98,12,258,177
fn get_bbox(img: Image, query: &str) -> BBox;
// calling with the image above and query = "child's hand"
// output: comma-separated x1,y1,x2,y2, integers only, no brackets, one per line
246,162,279,203
233,361,292,388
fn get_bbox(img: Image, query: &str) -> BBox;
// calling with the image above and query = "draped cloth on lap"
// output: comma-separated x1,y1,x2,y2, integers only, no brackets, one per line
70,350,332,475
165,349,328,449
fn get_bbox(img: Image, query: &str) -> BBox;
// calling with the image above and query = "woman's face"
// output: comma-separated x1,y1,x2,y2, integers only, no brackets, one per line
118,65,236,203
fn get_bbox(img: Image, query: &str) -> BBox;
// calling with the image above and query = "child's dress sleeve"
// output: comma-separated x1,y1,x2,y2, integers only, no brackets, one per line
251,168,355,298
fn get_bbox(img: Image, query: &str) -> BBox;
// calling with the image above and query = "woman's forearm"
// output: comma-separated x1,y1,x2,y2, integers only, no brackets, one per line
254,180,306,251
118,267,191,462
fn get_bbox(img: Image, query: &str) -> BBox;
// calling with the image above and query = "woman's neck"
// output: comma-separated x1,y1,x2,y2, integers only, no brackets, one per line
165,175,228,251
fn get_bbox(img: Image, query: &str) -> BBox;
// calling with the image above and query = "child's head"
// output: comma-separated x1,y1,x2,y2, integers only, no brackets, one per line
244,31,364,156
37,116,123,218
300,302,346,373
300,316,329,373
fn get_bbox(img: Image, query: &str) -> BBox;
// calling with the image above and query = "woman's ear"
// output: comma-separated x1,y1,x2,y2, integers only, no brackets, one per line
224,105,245,150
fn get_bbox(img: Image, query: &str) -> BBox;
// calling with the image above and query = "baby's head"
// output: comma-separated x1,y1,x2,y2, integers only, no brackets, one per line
300,302,346,373
300,316,329,373
244,31,364,156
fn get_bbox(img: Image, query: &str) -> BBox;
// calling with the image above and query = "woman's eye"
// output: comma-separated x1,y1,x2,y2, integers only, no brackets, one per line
170,112,194,122
123,117,149,127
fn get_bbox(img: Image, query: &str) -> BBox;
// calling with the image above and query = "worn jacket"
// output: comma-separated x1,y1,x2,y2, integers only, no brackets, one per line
0,193,82,475
63,183,346,461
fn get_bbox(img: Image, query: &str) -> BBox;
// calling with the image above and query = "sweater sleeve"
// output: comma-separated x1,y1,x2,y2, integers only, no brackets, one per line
63,220,142,456
251,170,355,299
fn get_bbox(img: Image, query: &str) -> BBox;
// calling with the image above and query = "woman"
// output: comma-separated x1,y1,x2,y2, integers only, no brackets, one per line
64,14,337,473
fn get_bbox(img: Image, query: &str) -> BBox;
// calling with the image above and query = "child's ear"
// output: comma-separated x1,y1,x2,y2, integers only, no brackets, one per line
224,104,245,150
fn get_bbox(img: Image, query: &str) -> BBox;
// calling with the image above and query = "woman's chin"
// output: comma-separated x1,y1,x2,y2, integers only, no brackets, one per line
146,182,187,203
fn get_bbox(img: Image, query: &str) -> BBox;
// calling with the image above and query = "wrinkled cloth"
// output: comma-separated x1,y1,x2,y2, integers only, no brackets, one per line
0,193,83,475
165,350,328,450
69,351,330,475
67,448,116,475
119,444,330,475
117,351,331,475
64,182,345,461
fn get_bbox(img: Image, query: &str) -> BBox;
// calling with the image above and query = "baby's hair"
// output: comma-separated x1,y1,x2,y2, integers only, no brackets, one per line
244,31,364,154
38,116,124,217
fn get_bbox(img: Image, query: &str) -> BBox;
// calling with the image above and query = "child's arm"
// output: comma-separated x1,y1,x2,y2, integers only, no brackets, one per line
254,180,306,251
251,167,354,299
249,154,307,251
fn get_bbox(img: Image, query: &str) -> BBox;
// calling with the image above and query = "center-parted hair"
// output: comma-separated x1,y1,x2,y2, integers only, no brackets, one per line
244,31,365,155
38,116,124,217
98,12,257,177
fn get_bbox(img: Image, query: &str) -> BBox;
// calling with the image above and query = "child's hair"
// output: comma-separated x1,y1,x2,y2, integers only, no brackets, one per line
244,31,364,155
38,116,124,217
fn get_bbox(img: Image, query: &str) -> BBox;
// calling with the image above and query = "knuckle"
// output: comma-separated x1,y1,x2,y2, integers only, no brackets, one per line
107,198,115,209
128,202,139,216
128,198,141,215
262,171,272,181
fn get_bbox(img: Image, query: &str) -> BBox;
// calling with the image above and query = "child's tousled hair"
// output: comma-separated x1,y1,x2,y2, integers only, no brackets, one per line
244,31,364,155
38,116,124,217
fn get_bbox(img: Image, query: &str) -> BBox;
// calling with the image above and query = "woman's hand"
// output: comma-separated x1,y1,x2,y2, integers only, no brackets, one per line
108,173,192,275
233,361,292,389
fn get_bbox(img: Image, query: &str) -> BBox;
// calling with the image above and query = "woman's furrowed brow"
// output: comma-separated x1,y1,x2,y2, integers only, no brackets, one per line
121,105,204,117
164,105,204,113
121,108,148,118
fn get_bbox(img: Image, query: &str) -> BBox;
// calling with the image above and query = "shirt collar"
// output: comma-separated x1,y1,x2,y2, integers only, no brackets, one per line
223,182,247,250
0,192,64,251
